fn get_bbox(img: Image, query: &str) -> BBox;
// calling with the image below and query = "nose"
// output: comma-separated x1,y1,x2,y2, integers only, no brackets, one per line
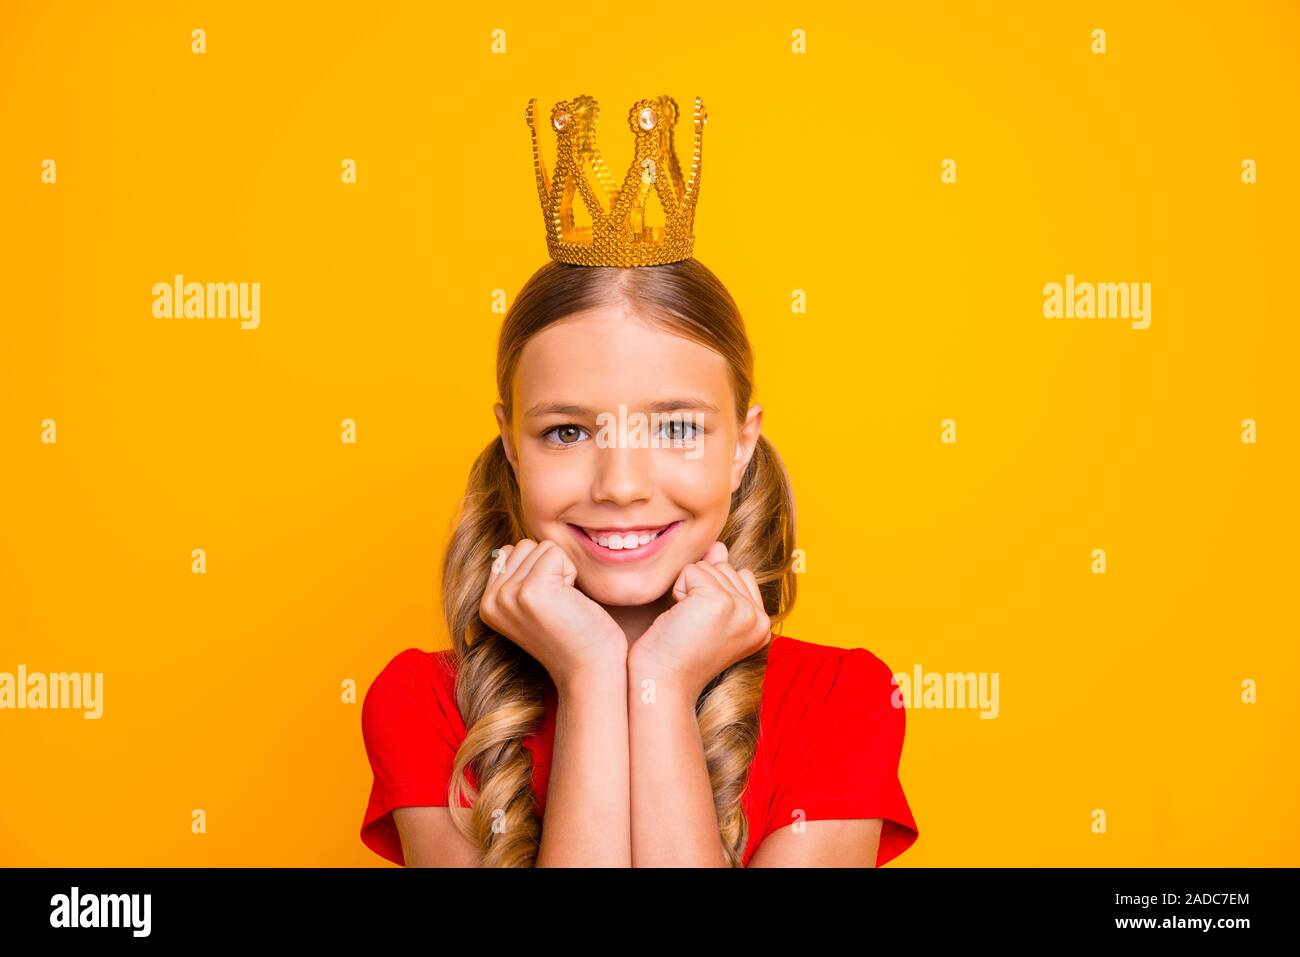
590,443,653,506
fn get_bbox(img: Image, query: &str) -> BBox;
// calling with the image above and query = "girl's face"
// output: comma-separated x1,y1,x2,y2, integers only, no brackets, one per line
495,303,763,607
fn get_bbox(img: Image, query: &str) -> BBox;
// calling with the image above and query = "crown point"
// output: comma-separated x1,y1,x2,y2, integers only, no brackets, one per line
637,107,657,131
552,108,569,132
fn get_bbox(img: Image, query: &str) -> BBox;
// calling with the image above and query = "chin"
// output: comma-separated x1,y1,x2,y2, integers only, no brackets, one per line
576,569,673,607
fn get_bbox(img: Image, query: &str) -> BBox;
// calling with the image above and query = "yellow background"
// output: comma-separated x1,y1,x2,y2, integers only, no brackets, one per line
1,0,1296,865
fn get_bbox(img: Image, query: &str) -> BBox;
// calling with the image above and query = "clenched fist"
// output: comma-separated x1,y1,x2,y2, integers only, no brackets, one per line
479,539,629,687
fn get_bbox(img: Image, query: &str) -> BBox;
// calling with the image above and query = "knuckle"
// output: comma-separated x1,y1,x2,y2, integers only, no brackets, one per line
517,576,546,610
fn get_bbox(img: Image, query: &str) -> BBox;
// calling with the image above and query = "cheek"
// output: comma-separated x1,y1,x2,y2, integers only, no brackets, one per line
516,451,583,512
659,465,734,545
666,443,735,504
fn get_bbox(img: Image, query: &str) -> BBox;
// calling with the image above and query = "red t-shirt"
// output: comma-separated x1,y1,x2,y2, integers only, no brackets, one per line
360,634,919,867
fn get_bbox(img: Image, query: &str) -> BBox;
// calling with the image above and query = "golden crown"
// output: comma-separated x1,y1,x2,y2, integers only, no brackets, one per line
525,94,707,267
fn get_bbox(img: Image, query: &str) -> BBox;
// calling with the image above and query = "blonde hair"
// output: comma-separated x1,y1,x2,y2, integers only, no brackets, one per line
440,258,798,866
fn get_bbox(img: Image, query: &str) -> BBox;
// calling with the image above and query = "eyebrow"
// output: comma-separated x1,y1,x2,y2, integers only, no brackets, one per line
525,398,721,418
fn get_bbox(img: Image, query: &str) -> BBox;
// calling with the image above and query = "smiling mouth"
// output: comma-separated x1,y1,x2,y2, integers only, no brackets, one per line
574,523,673,550
565,520,684,559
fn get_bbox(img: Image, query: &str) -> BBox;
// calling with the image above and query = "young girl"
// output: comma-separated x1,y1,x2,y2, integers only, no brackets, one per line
359,95,919,868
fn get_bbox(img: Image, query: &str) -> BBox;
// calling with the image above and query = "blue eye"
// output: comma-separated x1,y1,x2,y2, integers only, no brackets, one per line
543,424,589,447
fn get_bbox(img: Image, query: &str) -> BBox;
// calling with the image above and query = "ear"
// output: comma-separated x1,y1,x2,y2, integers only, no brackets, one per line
494,402,520,475
730,404,763,493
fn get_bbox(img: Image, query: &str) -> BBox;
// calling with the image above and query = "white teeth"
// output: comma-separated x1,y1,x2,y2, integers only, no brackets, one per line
586,527,664,550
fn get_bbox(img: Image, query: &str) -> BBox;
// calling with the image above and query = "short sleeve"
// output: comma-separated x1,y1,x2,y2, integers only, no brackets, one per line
765,648,920,866
359,648,471,866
